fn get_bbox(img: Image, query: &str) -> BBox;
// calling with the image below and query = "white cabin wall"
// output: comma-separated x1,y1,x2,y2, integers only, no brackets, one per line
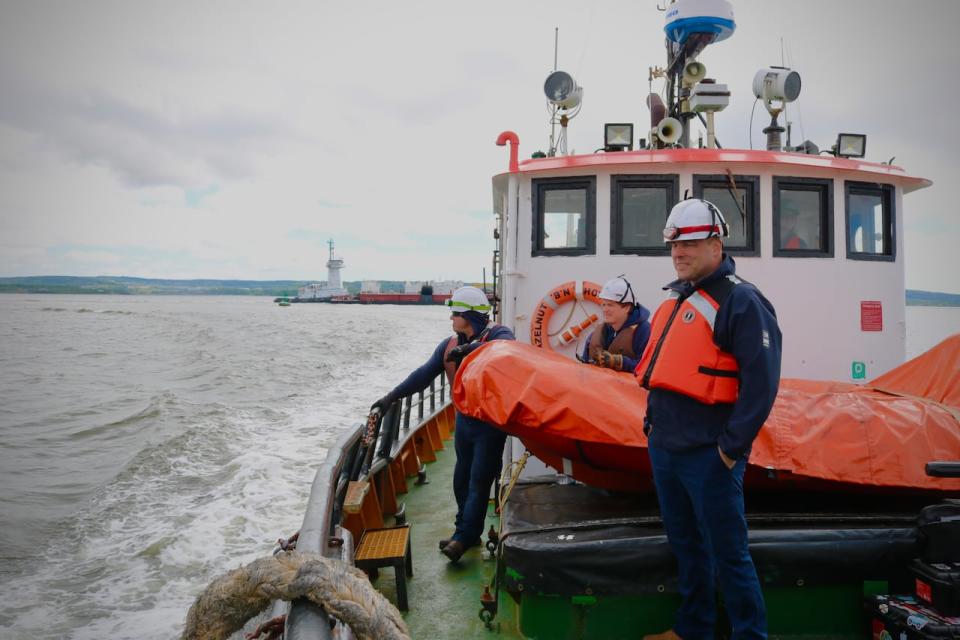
499,163,910,383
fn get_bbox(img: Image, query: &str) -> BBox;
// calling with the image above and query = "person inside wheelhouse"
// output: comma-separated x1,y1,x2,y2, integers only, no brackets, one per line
581,275,651,372
779,202,808,250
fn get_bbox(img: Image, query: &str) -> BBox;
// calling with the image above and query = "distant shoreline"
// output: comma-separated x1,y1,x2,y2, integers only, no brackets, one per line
1,277,958,307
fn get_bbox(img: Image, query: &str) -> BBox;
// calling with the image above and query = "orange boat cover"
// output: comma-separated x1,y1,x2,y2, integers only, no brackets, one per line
453,335,960,493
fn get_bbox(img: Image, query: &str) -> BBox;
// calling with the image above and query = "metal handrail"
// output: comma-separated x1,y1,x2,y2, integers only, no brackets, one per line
286,373,451,639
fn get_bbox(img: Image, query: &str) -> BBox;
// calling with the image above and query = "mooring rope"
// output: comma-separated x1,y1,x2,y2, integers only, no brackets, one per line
181,550,410,640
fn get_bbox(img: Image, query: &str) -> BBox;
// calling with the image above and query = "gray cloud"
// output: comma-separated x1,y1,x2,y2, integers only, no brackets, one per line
0,68,303,189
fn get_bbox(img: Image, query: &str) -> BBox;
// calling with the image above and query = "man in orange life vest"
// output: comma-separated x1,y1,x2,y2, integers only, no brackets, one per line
371,286,515,562
637,199,782,640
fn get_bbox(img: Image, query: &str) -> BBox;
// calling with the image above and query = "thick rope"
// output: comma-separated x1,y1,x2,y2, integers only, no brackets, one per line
181,550,410,640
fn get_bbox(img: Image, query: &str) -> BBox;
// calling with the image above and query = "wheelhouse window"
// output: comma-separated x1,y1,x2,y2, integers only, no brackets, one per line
845,182,895,261
532,177,596,256
610,175,678,255
773,177,834,257
693,175,760,256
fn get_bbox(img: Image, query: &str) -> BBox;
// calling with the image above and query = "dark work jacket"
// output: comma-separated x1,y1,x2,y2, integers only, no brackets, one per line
644,255,782,460
390,321,515,401
581,304,652,372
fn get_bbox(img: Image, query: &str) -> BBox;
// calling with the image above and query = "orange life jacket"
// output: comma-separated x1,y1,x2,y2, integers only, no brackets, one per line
636,276,740,404
442,325,500,386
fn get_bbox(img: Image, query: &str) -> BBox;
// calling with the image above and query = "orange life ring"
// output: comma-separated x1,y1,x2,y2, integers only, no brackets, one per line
530,280,603,351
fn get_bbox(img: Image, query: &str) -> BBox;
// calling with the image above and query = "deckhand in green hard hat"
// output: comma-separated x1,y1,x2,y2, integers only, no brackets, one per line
445,286,491,314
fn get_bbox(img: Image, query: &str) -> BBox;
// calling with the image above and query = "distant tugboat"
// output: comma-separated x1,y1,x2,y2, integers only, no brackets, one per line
280,238,471,305
295,239,349,301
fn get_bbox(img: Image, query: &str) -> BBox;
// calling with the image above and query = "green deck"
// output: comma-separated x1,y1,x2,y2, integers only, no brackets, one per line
369,437,524,639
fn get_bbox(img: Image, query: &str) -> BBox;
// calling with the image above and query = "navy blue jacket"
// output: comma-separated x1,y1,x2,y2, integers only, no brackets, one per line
645,255,782,460
581,304,652,371
390,320,515,400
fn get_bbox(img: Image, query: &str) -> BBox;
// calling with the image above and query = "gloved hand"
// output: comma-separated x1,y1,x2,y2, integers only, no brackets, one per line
445,342,480,367
589,345,602,364
595,350,624,371
370,392,396,415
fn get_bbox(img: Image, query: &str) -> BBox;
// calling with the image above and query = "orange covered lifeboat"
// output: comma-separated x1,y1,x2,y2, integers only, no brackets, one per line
453,335,960,494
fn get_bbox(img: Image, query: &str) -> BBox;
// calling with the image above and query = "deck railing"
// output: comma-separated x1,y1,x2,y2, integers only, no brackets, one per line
286,373,450,639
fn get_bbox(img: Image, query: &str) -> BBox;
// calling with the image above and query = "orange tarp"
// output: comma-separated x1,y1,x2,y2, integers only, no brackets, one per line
453,336,960,493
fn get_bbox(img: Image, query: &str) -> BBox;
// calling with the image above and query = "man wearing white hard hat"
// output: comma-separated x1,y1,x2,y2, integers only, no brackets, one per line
371,286,514,562
580,275,651,372
637,199,782,640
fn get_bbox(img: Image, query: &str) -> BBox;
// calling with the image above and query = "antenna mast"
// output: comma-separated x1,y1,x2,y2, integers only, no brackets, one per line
549,28,559,156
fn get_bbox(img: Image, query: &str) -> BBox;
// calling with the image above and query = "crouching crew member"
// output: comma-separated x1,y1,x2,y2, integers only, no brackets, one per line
638,199,782,640
581,275,651,371
371,286,515,562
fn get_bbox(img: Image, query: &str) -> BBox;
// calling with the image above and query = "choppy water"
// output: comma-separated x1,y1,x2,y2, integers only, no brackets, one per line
0,295,449,638
0,295,957,638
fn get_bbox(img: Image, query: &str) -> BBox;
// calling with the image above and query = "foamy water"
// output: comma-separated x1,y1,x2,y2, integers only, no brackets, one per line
0,295,449,638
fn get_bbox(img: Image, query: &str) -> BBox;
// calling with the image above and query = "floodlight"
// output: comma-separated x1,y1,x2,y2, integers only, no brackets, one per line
544,71,582,109
836,133,867,158
604,123,634,151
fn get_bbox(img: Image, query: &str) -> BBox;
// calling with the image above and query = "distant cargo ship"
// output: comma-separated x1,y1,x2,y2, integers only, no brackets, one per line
283,289,455,305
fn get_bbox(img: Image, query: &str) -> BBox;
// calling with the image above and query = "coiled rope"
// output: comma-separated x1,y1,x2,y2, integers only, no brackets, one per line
181,550,410,640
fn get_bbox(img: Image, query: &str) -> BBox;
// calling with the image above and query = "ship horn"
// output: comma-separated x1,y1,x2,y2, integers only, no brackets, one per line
656,117,683,145
683,60,707,85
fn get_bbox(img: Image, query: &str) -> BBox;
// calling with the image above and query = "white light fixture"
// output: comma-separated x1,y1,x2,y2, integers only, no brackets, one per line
543,71,582,109
836,133,867,158
604,123,633,151
752,67,802,104
752,66,802,152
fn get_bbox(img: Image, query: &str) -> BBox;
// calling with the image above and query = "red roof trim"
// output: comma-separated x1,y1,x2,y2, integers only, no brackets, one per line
498,148,931,190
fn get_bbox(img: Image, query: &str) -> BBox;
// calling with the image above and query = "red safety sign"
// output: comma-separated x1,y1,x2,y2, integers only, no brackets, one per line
860,301,883,332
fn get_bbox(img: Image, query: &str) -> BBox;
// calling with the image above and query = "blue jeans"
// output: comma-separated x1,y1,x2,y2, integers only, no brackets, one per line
649,445,766,640
452,412,507,545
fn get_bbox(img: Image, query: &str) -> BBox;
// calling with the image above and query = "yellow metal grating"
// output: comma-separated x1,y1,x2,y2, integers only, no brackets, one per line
355,526,410,561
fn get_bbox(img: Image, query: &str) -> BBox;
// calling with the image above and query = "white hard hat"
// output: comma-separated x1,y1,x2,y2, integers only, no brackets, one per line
599,276,636,305
445,286,491,313
663,198,729,242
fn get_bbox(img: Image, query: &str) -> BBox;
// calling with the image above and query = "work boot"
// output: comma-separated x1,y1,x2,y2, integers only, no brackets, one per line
441,540,467,562
642,630,683,640
438,537,481,550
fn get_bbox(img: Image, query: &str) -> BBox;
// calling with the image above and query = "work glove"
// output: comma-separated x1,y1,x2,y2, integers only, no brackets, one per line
445,342,481,368
589,344,602,364
595,350,624,371
370,392,396,415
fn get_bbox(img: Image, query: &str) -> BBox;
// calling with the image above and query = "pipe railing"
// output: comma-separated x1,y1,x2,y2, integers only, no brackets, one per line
286,373,450,639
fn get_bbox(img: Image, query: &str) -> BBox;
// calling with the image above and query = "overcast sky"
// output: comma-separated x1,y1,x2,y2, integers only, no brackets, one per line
1,1,958,292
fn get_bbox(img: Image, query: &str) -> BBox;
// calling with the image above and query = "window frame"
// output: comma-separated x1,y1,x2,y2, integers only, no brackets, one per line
772,176,835,258
844,181,896,262
531,176,597,257
693,174,761,257
609,174,679,256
